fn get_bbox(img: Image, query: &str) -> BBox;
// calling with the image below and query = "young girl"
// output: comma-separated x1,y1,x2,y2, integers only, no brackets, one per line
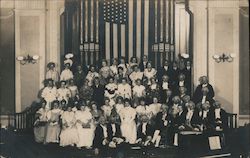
114,96,124,115
44,100,62,144
119,99,137,144
59,106,79,147
34,100,48,143
75,105,95,148
105,77,118,106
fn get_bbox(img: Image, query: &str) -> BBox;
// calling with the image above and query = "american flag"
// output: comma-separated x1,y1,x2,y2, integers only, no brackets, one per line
79,0,181,68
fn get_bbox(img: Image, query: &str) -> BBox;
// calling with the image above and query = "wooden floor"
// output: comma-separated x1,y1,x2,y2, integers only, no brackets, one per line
0,128,249,158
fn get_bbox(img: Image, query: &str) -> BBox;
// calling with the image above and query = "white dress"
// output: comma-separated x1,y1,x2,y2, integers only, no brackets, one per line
57,88,71,102
105,83,118,106
119,106,137,144
60,111,79,146
136,105,151,118
117,83,132,99
60,69,74,81
114,103,124,114
41,87,57,108
75,109,95,148
68,85,78,98
34,108,48,143
46,70,59,82
129,71,143,86
132,85,145,98
101,105,112,118
149,103,162,116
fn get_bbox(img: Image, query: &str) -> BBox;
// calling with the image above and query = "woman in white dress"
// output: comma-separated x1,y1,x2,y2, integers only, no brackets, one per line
129,65,143,86
143,62,157,85
104,77,118,106
44,101,63,144
75,105,95,148
119,99,137,144
34,100,48,143
60,62,74,81
110,58,118,77
132,79,146,104
117,78,131,99
41,79,57,109
114,96,124,115
101,98,112,119
57,81,71,102
86,65,99,86
59,106,79,147
67,79,79,99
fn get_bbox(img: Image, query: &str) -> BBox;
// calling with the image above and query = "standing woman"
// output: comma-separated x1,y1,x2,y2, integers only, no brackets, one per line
75,105,95,148
119,99,137,144
44,100,62,144
34,100,48,143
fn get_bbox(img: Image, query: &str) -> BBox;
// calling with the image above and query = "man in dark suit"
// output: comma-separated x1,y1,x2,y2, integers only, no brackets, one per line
208,100,228,131
92,77,105,108
157,60,171,81
137,115,154,146
107,115,121,142
193,76,215,104
93,116,109,156
139,55,148,71
169,61,180,87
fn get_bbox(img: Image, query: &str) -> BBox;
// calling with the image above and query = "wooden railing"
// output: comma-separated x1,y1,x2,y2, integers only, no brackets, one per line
12,104,40,132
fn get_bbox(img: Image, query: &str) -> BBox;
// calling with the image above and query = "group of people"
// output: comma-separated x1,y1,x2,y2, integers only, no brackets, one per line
34,55,228,155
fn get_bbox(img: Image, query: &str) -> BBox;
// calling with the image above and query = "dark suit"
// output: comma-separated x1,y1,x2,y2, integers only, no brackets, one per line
157,66,172,81
193,84,215,104
92,84,105,108
93,124,107,149
139,61,147,71
137,123,154,141
107,123,121,141
208,108,228,130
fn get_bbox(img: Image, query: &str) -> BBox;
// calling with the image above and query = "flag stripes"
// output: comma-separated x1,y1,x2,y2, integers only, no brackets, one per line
80,0,177,67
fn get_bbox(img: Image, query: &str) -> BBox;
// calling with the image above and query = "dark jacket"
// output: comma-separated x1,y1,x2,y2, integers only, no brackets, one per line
107,123,121,141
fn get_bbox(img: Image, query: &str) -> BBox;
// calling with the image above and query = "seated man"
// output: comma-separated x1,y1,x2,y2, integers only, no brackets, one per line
178,101,201,131
136,115,154,146
208,100,228,131
107,115,122,142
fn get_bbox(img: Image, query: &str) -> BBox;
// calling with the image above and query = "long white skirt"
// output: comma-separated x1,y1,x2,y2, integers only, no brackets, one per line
45,124,61,143
76,125,94,148
121,121,137,144
60,126,79,147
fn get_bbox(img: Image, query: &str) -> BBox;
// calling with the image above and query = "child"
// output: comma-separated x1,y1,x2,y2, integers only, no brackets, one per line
59,106,79,147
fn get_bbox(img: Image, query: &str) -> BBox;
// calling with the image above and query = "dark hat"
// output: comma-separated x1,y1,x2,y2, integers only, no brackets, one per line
47,62,55,68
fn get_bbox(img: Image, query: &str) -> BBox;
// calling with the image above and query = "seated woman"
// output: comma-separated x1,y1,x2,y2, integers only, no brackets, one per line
132,79,146,104
148,97,162,117
75,105,95,148
79,79,93,101
143,61,157,86
34,100,48,143
41,79,57,109
115,66,128,84
119,99,137,144
128,57,139,74
59,105,79,147
104,77,118,106
85,65,99,86
117,78,132,99
114,96,124,115
44,100,63,144
67,79,79,99
101,98,113,120
57,80,71,103
99,59,111,85
136,98,151,123
45,62,59,83
129,65,143,86
90,102,102,125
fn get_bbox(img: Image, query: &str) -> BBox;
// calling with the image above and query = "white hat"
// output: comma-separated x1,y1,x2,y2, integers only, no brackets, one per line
64,59,73,67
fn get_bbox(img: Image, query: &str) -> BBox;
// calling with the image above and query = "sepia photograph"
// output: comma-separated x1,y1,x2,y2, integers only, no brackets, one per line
0,0,249,157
